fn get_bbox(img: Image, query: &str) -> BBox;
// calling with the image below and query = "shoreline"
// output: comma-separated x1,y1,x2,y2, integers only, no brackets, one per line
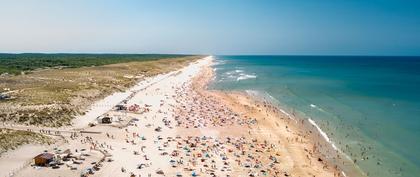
205,58,369,176
193,57,346,176
242,89,366,177
239,91,364,177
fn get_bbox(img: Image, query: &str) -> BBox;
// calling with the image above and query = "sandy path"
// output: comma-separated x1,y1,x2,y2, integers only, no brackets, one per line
0,144,50,177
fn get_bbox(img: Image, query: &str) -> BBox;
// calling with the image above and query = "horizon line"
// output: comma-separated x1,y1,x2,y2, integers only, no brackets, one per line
1,52,420,57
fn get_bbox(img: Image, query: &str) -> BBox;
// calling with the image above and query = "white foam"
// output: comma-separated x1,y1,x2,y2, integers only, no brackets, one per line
280,109,296,121
213,60,226,65
310,103,326,113
236,74,257,81
225,71,234,75
308,118,339,151
308,118,353,162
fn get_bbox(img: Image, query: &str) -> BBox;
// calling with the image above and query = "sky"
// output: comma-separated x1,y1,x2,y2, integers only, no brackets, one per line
0,0,420,55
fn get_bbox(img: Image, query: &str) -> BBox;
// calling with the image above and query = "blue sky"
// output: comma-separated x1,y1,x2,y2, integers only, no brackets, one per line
0,0,419,55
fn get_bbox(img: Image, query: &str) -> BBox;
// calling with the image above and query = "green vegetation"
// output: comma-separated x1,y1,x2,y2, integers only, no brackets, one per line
0,53,193,75
0,55,201,126
0,128,53,154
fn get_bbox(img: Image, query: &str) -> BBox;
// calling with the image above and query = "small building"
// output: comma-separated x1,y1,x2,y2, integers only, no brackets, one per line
34,153,55,166
100,116,112,124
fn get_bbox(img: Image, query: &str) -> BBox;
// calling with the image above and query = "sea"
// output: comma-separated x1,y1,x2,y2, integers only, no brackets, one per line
209,55,420,177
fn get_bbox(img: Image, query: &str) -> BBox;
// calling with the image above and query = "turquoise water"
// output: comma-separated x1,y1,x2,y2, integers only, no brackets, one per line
209,55,420,177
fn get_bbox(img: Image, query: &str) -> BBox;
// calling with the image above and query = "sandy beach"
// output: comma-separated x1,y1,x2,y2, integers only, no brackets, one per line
1,56,343,177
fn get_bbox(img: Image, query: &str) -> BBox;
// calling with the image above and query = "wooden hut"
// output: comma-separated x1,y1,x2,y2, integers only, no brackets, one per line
34,153,54,166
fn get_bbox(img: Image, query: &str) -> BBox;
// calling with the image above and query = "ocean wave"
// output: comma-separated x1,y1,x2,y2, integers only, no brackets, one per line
308,118,353,162
308,118,339,150
224,70,257,81
237,74,257,81
223,71,236,79
225,71,234,75
279,109,296,121
257,91,354,176
310,104,326,113
212,60,226,65
244,91,354,177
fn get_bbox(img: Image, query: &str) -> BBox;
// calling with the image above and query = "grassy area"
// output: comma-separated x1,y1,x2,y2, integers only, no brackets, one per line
0,55,201,126
0,128,53,154
0,53,192,75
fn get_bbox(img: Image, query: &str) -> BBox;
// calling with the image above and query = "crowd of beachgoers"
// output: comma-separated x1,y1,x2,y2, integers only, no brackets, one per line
0,56,342,177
